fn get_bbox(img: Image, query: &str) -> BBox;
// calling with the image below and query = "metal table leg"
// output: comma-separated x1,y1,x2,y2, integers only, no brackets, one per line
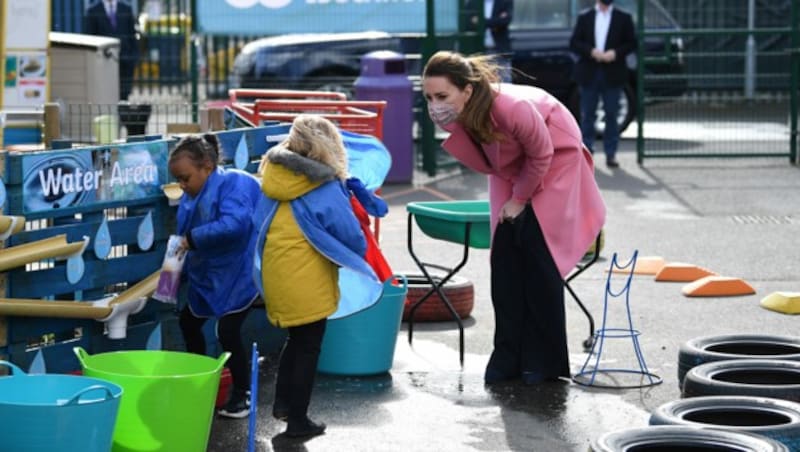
564,233,602,351
406,212,470,366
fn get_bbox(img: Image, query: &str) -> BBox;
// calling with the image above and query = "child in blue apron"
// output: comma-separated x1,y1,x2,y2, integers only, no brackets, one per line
168,134,261,419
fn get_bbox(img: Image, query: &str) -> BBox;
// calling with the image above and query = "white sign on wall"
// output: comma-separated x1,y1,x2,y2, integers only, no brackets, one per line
3,0,49,50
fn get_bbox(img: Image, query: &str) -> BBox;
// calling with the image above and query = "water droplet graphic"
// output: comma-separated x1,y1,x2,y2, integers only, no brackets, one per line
0,177,6,208
29,349,47,374
138,211,154,251
94,217,112,259
235,134,249,170
146,323,162,350
67,254,85,284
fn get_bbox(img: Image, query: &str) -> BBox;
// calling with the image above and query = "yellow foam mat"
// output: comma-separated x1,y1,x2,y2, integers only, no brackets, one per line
682,276,756,297
655,262,717,282
760,292,800,315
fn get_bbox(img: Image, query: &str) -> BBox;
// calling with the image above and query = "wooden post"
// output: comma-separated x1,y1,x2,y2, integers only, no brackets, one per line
43,102,61,148
205,107,225,131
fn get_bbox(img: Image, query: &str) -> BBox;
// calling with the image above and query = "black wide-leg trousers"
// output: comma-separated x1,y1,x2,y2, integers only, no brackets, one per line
486,204,570,383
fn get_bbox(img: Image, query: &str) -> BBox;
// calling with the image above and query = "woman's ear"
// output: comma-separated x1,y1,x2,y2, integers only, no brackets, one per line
464,83,474,103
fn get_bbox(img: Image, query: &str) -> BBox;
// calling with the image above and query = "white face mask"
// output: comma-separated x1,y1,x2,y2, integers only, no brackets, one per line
428,102,459,126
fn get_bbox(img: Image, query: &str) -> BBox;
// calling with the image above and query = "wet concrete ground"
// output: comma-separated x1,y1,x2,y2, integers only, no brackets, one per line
208,144,800,451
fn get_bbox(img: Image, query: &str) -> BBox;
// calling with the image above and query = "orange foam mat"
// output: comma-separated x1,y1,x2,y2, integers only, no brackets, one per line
655,262,717,282
682,276,756,297
610,256,666,275
760,292,800,315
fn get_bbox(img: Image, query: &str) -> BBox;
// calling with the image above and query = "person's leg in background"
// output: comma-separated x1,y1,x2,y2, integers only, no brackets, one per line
579,72,601,155
601,81,622,168
119,60,134,101
217,308,251,418
284,318,328,437
179,306,207,355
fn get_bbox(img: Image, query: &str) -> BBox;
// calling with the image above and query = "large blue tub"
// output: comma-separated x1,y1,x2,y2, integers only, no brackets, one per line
318,276,408,375
0,360,123,452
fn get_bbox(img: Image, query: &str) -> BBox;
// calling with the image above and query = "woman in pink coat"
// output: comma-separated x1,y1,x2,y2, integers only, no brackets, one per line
422,51,606,384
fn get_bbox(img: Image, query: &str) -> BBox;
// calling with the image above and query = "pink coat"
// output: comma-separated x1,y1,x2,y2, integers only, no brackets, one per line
441,83,606,278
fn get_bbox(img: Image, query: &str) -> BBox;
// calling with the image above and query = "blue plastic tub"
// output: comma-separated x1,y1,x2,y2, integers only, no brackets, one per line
0,360,123,452
318,276,408,375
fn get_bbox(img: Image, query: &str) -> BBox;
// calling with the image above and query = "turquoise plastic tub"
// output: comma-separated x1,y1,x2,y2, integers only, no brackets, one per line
407,200,491,249
318,276,408,375
0,360,122,452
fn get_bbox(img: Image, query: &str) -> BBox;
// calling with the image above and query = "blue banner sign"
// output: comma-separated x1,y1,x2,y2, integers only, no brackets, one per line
21,141,168,214
197,0,458,35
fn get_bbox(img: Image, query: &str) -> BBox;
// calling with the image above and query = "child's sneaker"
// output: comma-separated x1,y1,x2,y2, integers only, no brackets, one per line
218,391,249,419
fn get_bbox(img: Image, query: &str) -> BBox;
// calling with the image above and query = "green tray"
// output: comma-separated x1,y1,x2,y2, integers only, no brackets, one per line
406,200,491,249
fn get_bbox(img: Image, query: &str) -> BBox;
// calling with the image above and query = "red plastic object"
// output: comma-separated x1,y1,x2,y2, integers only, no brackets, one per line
229,89,347,126
215,367,232,408
252,99,386,140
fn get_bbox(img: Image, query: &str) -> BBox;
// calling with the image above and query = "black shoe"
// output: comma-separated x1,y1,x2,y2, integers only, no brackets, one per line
285,418,326,438
606,158,620,168
218,393,250,419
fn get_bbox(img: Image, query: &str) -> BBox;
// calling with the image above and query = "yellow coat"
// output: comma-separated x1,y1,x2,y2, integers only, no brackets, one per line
260,159,339,328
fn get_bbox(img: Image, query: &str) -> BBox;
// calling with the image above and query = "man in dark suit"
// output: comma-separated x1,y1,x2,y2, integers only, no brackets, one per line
569,0,636,168
85,0,139,100
485,0,514,81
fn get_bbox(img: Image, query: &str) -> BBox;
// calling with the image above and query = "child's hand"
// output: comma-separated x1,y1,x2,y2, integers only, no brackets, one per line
177,236,190,251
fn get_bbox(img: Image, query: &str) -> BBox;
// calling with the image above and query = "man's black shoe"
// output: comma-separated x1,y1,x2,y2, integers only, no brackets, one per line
606,158,620,168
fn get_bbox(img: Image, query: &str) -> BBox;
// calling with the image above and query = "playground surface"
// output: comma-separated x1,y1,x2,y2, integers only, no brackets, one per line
208,147,800,451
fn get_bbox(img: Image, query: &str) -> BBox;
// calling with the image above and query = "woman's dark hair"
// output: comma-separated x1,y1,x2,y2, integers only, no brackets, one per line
169,134,221,168
423,51,503,144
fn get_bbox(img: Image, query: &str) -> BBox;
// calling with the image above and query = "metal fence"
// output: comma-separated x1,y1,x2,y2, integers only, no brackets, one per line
636,0,799,163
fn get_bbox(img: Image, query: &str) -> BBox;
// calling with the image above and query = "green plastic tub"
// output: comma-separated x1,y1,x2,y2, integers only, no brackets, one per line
407,200,491,249
75,347,229,452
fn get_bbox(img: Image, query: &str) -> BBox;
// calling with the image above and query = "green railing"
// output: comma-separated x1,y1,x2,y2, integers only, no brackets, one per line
636,0,799,164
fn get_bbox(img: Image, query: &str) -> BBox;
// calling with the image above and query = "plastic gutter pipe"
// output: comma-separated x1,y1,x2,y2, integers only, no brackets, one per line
0,271,160,339
0,216,25,241
0,234,90,272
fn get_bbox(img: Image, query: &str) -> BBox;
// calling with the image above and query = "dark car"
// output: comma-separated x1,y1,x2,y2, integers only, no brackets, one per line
230,31,404,96
229,0,685,134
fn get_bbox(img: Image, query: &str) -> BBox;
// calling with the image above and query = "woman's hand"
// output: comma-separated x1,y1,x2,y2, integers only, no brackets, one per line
499,199,526,223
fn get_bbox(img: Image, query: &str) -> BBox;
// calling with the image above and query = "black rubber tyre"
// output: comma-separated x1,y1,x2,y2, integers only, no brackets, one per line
591,425,788,451
402,274,474,322
678,334,800,386
650,395,800,451
682,359,800,403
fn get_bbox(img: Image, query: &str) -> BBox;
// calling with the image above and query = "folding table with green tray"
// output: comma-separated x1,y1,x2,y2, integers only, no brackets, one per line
406,200,600,366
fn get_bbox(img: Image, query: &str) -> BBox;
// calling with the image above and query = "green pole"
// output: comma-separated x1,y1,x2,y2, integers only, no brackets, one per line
421,0,437,176
790,0,798,163
190,0,199,122
635,0,645,165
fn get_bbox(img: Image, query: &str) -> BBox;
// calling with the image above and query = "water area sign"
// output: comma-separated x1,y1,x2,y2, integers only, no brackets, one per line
20,141,168,214
197,0,458,35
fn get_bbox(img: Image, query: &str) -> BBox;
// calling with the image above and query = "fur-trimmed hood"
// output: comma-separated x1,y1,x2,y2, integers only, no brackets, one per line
262,146,338,201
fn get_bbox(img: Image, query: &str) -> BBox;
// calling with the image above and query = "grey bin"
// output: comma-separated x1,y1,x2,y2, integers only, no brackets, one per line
355,50,413,184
